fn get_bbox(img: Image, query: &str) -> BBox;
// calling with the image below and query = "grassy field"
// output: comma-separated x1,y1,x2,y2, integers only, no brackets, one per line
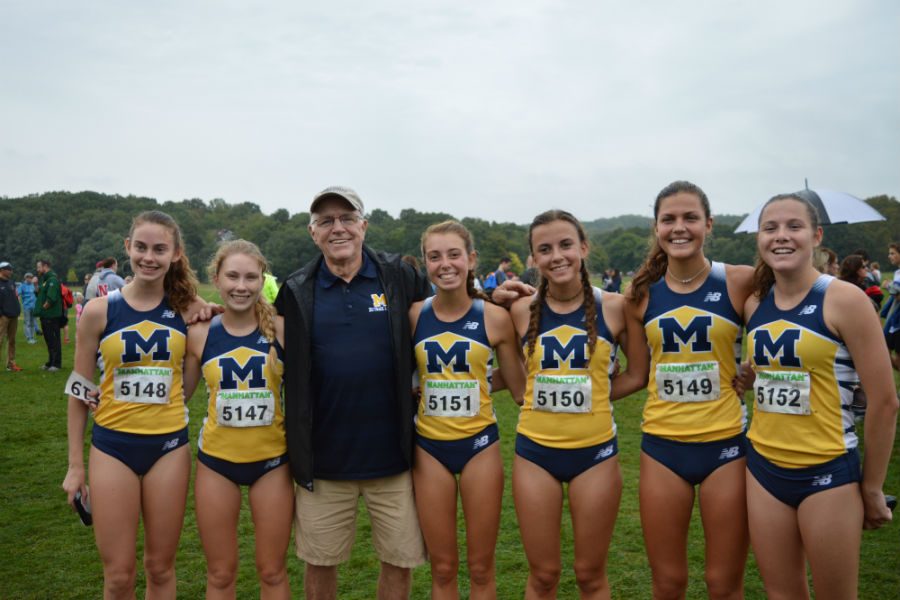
1,290,898,598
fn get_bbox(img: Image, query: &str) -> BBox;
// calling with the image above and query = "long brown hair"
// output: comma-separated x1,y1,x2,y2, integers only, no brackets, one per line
128,211,199,313
523,210,597,359
629,181,711,303
838,254,866,284
208,239,279,368
420,220,490,301
751,193,822,299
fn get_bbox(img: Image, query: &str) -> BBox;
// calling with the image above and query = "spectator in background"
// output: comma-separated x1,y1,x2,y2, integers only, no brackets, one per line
0,261,22,372
869,261,882,283
519,254,538,286
814,246,839,275
60,281,74,344
482,257,511,296
82,272,91,295
882,243,900,371
31,274,42,336
839,254,881,310
96,257,126,297
603,267,622,293
84,261,103,300
34,258,63,371
851,248,880,288
18,271,38,344
74,292,85,324
262,271,280,304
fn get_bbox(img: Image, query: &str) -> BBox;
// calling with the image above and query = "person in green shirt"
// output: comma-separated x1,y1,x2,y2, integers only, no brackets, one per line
34,258,63,370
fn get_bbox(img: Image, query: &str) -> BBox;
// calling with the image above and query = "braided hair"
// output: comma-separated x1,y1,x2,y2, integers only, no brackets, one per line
523,210,597,359
207,240,279,369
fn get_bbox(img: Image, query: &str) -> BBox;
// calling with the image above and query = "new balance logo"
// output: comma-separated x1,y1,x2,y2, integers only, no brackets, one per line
161,310,176,319
798,304,817,316
719,446,740,460
161,438,179,451
463,321,479,331
264,457,282,469
811,474,833,487
595,444,615,460
472,434,490,450
704,292,722,302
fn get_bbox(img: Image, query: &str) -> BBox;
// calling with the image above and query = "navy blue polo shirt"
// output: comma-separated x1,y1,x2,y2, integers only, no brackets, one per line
310,254,405,479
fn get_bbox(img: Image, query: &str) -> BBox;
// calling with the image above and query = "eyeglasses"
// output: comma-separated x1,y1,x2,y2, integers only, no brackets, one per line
313,213,363,229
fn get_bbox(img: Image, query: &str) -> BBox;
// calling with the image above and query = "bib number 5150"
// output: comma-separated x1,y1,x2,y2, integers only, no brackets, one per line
532,374,592,413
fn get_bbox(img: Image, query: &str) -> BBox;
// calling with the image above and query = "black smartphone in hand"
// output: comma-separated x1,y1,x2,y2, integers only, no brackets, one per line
74,491,92,526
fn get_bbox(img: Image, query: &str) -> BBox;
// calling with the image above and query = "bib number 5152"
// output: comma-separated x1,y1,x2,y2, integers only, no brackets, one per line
754,370,811,415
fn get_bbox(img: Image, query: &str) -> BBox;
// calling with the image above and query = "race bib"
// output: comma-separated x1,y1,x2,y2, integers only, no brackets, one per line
113,366,172,404
423,380,479,418
532,374,592,413
215,390,275,427
64,371,99,404
754,370,811,415
656,361,720,402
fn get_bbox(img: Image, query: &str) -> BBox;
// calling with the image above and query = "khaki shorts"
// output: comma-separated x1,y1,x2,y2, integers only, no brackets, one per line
294,471,426,568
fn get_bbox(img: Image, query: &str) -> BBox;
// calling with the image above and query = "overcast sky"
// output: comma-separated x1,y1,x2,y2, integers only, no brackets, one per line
3,1,898,222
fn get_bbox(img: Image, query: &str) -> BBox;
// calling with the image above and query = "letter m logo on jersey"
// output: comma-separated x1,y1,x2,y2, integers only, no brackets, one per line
219,354,267,390
659,315,713,353
424,338,471,374
121,326,172,363
752,325,802,367
540,325,589,370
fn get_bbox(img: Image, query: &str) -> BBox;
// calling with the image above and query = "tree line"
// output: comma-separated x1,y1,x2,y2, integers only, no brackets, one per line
2,191,898,283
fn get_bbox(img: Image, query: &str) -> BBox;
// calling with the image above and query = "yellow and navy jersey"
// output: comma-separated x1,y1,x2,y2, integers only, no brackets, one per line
746,275,858,468
198,315,286,463
94,291,188,435
518,288,618,449
414,297,495,440
642,262,746,442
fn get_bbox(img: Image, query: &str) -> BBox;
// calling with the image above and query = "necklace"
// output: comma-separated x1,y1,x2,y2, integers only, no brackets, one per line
667,259,709,285
547,288,583,302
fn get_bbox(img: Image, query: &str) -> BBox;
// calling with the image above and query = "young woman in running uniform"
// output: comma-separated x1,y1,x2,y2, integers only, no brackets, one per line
183,240,293,599
410,220,526,600
626,181,754,599
509,209,648,600
744,193,897,600
62,210,209,599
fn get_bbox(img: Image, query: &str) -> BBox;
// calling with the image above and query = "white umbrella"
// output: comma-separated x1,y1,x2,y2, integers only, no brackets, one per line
734,187,886,233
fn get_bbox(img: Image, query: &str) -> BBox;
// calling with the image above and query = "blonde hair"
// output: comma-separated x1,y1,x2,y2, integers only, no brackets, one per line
129,211,199,313
207,239,278,367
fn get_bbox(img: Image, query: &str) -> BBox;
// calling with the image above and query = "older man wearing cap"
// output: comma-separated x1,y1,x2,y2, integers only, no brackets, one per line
275,186,430,599
0,262,23,371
